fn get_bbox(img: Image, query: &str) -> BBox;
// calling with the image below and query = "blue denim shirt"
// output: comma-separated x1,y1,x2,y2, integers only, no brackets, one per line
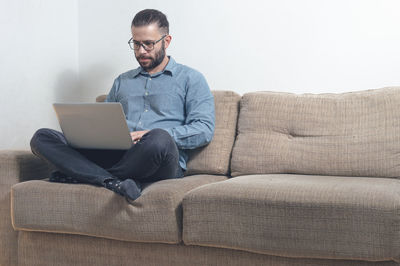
106,57,215,170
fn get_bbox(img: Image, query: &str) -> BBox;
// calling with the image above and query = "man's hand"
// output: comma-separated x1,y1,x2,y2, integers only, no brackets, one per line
130,130,150,144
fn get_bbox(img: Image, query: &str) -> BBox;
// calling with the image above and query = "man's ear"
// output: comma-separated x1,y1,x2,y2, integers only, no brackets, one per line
164,35,172,49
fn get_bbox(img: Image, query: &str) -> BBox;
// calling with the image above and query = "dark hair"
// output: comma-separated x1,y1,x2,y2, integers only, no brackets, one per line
131,9,169,34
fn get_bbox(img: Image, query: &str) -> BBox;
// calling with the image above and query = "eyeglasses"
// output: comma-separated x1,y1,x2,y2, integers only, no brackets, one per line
128,35,167,51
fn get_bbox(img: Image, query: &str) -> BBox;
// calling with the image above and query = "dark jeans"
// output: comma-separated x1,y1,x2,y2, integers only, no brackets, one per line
30,128,183,186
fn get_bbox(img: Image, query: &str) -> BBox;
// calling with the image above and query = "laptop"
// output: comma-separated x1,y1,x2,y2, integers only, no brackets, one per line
53,103,132,150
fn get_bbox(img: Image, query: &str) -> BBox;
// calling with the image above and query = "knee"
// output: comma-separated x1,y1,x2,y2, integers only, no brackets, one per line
144,129,177,154
30,128,58,150
147,128,171,140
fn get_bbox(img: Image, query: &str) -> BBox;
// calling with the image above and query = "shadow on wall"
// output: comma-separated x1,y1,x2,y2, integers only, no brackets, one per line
79,64,115,101
54,64,114,103
53,69,81,103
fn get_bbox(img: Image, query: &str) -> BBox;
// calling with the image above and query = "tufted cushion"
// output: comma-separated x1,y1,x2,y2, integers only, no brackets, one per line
231,87,400,177
185,91,240,175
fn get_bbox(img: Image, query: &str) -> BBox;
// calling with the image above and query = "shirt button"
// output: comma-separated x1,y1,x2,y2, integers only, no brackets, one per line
145,109,148,112
145,92,148,96
149,78,152,80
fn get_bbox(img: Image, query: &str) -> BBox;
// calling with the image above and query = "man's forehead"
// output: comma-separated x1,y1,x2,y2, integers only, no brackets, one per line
131,24,161,37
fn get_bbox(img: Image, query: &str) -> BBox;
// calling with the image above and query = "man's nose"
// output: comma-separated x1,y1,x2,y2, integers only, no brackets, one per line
137,44,148,53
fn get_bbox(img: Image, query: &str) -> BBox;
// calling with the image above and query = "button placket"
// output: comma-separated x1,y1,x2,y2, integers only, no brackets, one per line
138,77,151,129
143,77,151,121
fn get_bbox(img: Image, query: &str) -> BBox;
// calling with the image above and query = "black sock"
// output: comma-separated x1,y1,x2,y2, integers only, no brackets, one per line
104,179,123,196
104,178,141,201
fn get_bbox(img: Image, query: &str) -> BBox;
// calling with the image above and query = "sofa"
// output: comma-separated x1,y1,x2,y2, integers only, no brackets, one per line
1,87,400,266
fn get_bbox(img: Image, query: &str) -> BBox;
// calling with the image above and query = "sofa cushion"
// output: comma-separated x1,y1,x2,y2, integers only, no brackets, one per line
11,175,227,244
231,87,400,177
183,174,400,262
185,90,241,176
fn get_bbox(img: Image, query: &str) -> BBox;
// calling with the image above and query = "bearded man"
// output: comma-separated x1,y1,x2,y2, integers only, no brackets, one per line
30,9,215,201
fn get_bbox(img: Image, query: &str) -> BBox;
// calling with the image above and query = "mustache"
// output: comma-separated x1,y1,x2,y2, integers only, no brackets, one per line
138,56,152,60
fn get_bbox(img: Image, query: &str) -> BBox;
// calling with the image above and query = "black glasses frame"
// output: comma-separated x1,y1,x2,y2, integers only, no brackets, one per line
128,35,167,51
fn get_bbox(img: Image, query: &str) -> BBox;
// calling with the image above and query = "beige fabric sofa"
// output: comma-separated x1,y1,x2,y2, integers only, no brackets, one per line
1,88,400,266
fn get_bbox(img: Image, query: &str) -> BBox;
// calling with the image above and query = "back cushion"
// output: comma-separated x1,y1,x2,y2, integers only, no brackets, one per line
231,87,400,177
186,91,241,176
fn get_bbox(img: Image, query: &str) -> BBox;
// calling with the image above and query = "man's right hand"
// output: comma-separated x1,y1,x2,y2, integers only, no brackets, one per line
130,130,149,144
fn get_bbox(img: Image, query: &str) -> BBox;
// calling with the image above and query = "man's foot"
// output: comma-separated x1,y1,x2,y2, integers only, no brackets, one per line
49,171,80,184
104,178,141,201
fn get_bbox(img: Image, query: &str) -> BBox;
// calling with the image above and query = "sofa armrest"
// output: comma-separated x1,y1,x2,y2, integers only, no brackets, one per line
0,150,53,185
0,150,53,266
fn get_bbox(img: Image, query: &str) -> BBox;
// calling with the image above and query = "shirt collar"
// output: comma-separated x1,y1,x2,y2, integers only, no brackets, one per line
163,56,177,76
132,56,177,78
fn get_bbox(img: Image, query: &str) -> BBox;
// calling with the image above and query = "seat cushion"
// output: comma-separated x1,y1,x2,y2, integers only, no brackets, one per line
11,174,227,244
185,90,241,176
183,174,400,262
231,87,400,177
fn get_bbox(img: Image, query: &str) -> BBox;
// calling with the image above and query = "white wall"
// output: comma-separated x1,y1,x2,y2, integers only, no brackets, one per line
1,0,400,149
0,0,79,149
78,0,400,96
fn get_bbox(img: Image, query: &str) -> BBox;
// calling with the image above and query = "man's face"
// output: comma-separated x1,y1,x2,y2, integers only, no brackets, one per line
131,24,170,72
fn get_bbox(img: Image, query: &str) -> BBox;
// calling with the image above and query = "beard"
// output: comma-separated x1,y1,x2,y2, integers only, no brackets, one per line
136,41,166,72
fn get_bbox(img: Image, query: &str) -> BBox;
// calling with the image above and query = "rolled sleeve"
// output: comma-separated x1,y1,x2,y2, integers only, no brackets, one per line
165,73,215,149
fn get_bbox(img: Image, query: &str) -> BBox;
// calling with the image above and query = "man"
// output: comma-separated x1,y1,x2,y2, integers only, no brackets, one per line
30,9,215,201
